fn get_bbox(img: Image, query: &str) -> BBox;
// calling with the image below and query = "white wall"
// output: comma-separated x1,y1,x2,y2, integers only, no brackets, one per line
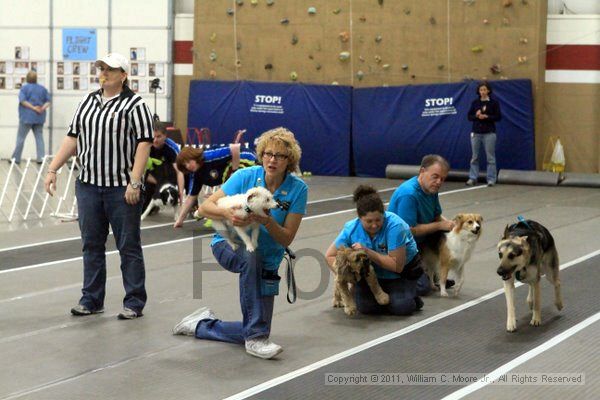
0,0,172,161
548,0,600,15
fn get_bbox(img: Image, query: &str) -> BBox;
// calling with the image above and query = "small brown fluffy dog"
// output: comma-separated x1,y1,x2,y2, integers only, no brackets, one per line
332,246,389,316
419,213,483,297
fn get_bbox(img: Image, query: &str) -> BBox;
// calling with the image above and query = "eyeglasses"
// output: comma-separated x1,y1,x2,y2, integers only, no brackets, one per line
98,66,121,72
262,151,288,161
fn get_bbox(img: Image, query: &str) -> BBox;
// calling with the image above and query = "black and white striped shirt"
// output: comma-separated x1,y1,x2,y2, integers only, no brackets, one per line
67,86,154,186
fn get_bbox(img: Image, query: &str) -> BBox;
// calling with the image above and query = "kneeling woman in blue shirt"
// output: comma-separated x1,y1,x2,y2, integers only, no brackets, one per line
172,127,308,360
326,185,425,315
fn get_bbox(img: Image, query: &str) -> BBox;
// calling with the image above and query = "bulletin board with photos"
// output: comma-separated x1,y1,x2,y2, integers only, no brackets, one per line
128,47,166,95
0,46,47,90
0,45,167,94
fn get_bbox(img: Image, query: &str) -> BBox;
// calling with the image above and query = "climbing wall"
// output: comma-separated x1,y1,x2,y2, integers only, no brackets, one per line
191,0,549,168
193,0,546,87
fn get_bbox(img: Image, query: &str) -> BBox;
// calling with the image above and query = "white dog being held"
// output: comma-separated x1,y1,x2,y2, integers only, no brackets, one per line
212,186,278,252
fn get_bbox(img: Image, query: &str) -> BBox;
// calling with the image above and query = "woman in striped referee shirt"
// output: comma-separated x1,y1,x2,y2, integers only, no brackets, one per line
44,53,153,320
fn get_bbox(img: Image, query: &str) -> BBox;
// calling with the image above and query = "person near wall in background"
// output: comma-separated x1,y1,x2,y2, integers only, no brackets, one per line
10,71,51,165
172,145,256,228
44,53,154,320
466,81,502,187
172,128,308,360
387,155,456,297
325,185,425,316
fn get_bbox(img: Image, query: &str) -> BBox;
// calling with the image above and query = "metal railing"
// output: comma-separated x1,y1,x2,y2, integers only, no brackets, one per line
0,156,79,222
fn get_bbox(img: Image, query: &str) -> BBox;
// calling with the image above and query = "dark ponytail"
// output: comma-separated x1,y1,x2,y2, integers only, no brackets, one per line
353,185,384,217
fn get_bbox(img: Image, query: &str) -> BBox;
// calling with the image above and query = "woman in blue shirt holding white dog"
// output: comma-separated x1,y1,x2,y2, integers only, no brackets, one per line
172,127,307,360
325,185,425,316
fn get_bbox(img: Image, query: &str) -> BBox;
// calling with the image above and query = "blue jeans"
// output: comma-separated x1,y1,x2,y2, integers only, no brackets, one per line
195,241,274,344
416,273,432,296
469,133,497,184
355,277,419,316
12,122,45,163
76,180,146,313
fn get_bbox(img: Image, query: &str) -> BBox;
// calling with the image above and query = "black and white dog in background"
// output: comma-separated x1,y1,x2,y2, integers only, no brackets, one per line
141,183,180,221
141,164,179,220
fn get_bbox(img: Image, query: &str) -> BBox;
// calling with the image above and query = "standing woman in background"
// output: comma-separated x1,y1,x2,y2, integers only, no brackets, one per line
466,81,502,187
44,53,154,320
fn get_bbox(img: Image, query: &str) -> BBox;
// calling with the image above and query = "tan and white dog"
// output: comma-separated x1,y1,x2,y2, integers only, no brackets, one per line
211,186,278,252
419,213,483,297
332,247,389,316
497,219,563,332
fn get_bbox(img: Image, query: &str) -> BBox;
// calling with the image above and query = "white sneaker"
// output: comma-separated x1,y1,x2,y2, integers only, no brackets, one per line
172,307,216,336
245,337,283,359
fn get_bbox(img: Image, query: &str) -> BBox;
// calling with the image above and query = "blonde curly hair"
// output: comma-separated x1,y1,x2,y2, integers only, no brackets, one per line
255,127,302,173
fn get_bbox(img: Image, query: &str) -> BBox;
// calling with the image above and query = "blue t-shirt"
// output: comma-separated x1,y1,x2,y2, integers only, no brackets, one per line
387,176,442,243
210,166,308,270
18,83,50,124
334,211,418,280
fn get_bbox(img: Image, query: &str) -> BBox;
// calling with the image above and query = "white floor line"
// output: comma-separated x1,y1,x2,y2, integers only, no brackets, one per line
0,186,400,253
0,185,486,274
308,187,396,204
0,219,192,253
224,248,600,400
441,312,600,400
0,235,212,275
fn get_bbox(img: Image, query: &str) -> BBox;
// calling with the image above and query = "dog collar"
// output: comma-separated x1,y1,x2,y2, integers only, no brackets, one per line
517,215,532,230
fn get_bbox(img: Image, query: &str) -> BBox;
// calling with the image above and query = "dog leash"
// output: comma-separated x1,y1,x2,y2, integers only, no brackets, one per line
517,215,533,230
284,247,297,304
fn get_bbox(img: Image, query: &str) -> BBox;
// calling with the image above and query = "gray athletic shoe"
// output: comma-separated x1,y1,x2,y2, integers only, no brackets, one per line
71,304,104,316
245,337,283,359
117,307,143,320
172,307,216,335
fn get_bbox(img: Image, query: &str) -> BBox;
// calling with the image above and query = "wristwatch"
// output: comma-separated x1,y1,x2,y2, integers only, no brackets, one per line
130,180,143,190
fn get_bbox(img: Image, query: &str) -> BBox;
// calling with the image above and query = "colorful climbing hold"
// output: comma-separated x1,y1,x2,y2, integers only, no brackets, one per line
251,0,258,5
266,0,274,5
339,31,350,42
210,32,217,42
490,64,501,74
308,7,316,15
209,51,217,61
290,71,298,81
332,8,341,15
264,63,273,70
401,64,408,70
291,34,298,45
374,55,382,64
471,45,483,53
382,63,390,70
339,51,351,61
375,35,382,43
356,70,364,81
280,18,289,24
429,16,436,25
227,8,234,16
209,70,217,79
